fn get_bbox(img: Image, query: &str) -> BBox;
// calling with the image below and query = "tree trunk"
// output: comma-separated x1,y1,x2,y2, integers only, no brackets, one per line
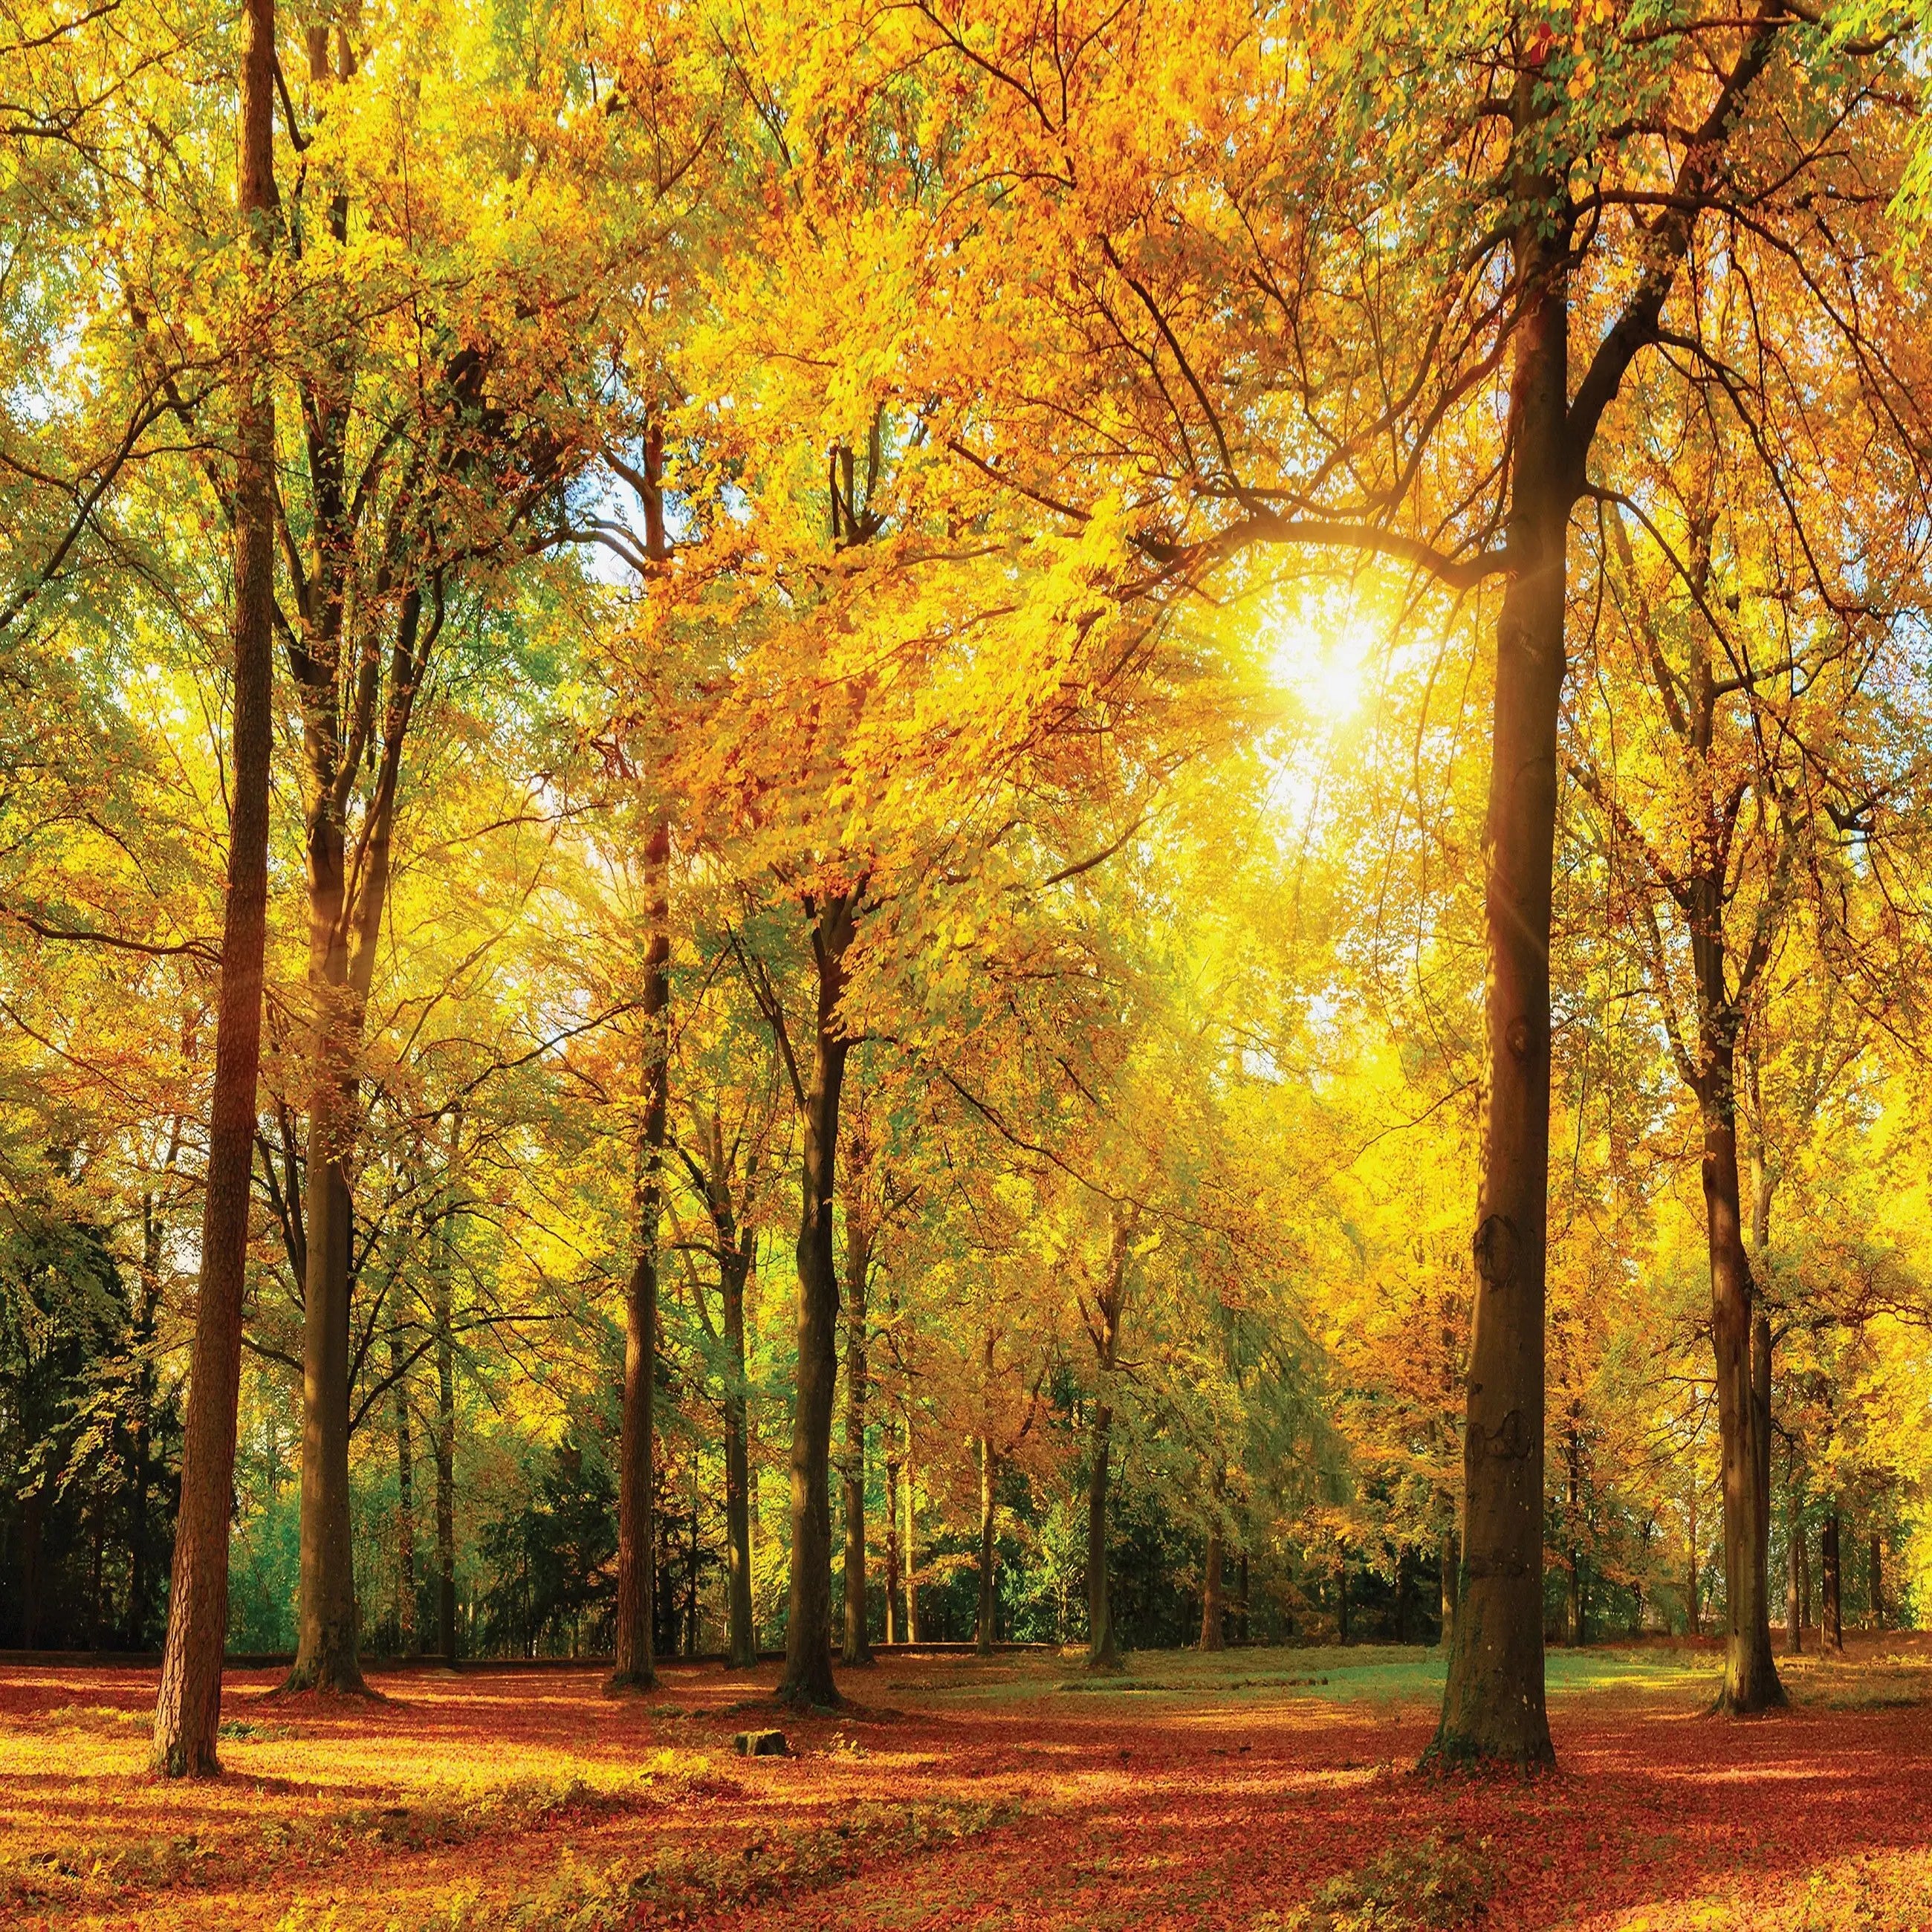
902,1405,920,1643
1702,1052,1783,1712
1338,1557,1350,1647
1199,1460,1225,1653
151,0,277,1774
1431,158,1565,1772
1799,1514,1811,1634
975,1430,997,1655
1566,1427,1584,1647
435,1217,457,1665
1786,1484,1802,1654
1085,1225,1127,1673
1439,1530,1459,1651
1688,1476,1702,1638
1822,1510,1843,1652
722,1231,756,1669
778,893,856,1708
883,1407,901,1647
126,1150,172,1650
611,817,669,1693
391,1328,415,1655
841,1182,872,1665
1869,1529,1883,1632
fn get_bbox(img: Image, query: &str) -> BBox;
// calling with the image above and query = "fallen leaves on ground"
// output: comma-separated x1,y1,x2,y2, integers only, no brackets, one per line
3,1638,1931,1930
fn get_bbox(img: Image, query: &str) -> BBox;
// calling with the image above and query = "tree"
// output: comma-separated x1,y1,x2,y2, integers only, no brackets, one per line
151,0,278,1776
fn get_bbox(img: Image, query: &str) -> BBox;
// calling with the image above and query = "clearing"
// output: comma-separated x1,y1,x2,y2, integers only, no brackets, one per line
4,1639,1931,1930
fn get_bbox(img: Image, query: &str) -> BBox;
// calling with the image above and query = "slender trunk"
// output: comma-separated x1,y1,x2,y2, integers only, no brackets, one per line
1237,1552,1250,1644
1086,1227,1127,1673
1688,1477,1702,1638
1199,1459,1225,1652
126,1159,170,1650
902,1405,920,1643
722,1234,755,1669
1338,1557,1350,1647
152,0,276,1773
1566,1427,1584,1647
1439,1529,1459,1650
435,1191,457,1665
391,1328,415,1655
1799,1514,1811,1633
779,894,855,1708
975,1428,997,1655
1431,120,1565,1772
1702,1051,1783,1711
685,1474,699,1659
1869,1529,1883,1631
883,1426,901,1646
841,1183,871,1665
1786,1480,1802,1654
1822,1510,1843,1652
611,817,669,1693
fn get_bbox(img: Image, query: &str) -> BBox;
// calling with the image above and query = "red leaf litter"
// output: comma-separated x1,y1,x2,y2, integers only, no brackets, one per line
3,1641,1930,1930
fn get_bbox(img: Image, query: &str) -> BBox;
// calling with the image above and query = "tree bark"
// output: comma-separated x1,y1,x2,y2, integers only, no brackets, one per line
1822,1510,1843,1652
975,1426,997,1655
1085,1223,1127,1673
1688,1476,1702,1638
841,1170,872,1665
151,0,277,1774
391,1328,415,1654
1786,1478,1802,1654
1799,1514,1811,1635
1869,1528,1883,1632
721,1220,756,1670
1439,1529,1459,1651
902,1404,920,1643
611,817,670,1693
435,1179,458,1665
1430,134,1565,1770
1199,1459,1226,1652
1703,1048,1783,1712
778,893,856,1708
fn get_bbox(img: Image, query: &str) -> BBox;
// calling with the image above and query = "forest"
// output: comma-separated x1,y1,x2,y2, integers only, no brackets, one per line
6,1,1932,1927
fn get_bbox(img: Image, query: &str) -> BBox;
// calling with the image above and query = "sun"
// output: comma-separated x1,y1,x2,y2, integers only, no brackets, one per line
1266,606,1380,724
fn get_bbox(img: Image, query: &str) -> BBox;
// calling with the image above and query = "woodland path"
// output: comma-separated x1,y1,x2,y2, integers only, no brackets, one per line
2,1641,1930,1929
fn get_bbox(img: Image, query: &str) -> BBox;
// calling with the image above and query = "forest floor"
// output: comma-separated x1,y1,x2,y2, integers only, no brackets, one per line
4,1636,1932,1931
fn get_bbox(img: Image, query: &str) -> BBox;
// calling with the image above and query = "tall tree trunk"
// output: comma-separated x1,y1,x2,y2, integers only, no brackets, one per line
1439,1529,1459,1651
1868,1529,1883,1631
126,1137,174,1650
721,1228,756,1670
1786,1481,1802,1654
1822,1510,1843,1652
1199,1459,1225,1652
883,1426,901,1647
1687,1476,1702,1638
435,1184,457,1665
611,817,669,1693
390,1328,415,1655
1431,119,1565,1773
1566,1427,1584,1647
975,1428,997,1656
902,1404,920,1644
1702,1045,1783,1711
778,893,856,1708
841,1177,872,1665
1085,1225,1127,1673
151,0,277,1772
1799,1514,1811,1633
